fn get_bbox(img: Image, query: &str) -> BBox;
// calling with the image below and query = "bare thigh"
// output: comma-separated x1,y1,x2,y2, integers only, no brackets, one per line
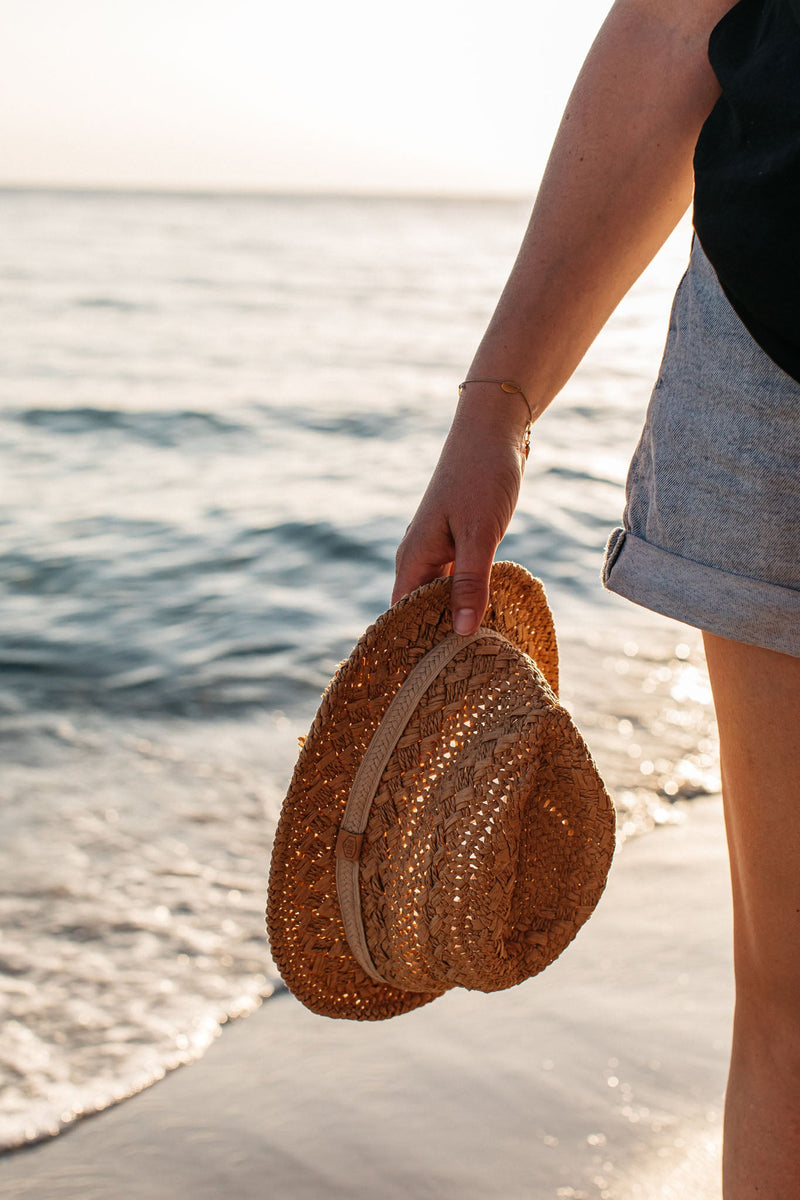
703,631,800,1014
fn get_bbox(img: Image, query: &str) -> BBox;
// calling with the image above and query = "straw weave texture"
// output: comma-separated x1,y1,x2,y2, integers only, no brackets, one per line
267,563,614,1021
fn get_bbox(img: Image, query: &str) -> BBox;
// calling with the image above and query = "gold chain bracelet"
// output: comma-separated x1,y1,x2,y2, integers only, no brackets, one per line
457,378,533,458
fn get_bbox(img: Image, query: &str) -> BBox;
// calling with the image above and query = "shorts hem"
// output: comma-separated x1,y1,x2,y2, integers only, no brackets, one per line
603,529,800,658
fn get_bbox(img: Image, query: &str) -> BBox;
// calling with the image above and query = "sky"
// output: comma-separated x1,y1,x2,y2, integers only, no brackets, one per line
2,0,608,195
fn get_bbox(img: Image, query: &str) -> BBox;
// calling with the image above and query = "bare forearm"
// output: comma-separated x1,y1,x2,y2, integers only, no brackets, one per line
466,0,734,420
393,0,738,622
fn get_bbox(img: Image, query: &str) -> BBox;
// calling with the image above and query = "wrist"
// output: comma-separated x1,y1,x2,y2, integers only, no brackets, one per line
452,380,533,458
458,378,534,423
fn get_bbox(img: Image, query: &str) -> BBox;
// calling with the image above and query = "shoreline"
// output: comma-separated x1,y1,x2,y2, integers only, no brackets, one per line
0,796,733,1199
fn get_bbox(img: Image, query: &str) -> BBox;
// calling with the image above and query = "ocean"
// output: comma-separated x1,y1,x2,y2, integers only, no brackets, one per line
0,188,719,1150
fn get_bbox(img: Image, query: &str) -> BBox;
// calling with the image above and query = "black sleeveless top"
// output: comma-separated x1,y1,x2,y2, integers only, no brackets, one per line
693,0,800,382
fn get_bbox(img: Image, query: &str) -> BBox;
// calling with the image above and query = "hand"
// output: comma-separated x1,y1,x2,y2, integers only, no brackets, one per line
392,398,528,635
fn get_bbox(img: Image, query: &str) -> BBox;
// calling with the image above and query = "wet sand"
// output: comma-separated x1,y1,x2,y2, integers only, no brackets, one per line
0,797,733,1200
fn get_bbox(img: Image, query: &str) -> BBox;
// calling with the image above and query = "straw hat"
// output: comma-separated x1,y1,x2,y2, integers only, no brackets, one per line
267,562,614,1021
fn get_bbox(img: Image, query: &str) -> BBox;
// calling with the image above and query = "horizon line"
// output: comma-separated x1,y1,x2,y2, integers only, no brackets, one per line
0,180,532,204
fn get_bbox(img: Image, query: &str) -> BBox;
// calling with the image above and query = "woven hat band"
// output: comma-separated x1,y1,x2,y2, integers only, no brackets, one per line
335,628,509,985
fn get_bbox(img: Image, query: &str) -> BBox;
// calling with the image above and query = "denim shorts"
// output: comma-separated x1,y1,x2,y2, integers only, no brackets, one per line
603,236,800,657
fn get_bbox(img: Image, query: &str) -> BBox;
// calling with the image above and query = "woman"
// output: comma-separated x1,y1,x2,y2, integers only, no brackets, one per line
392,1,800,1195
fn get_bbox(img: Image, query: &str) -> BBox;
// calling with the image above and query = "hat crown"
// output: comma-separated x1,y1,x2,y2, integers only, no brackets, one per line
358,638,588,995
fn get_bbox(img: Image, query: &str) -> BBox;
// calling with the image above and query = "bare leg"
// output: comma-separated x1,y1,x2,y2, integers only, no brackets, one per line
703,632,800,1198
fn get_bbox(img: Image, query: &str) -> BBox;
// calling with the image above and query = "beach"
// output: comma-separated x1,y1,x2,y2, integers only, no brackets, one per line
0,796,733,1200
0,188,727,1186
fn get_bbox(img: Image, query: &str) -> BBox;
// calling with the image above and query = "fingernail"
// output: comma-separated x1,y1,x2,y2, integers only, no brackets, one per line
454,609,475,635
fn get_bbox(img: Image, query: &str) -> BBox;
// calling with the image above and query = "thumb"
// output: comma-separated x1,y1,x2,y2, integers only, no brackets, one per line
450,540,495,636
